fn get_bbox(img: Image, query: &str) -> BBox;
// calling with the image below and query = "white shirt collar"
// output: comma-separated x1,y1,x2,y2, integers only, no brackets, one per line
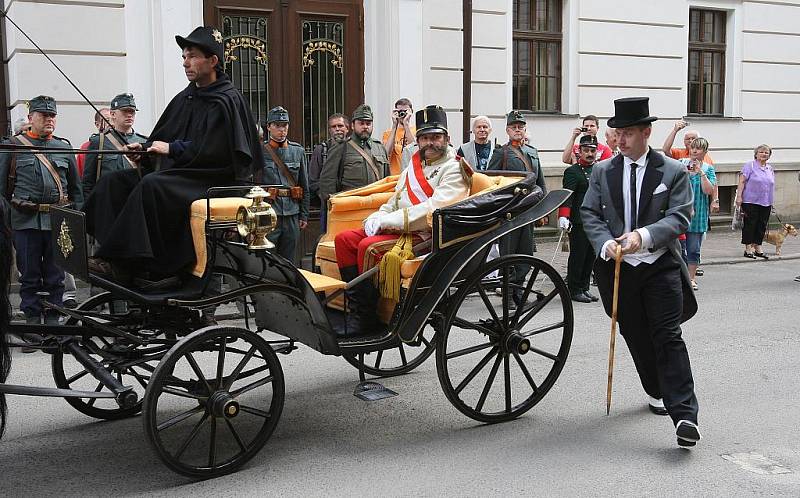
623,148,649,168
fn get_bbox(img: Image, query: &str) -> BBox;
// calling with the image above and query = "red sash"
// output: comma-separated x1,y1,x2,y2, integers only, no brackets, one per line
405,152,435,205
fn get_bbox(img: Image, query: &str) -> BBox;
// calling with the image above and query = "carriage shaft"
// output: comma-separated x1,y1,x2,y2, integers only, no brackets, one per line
65,341,139,409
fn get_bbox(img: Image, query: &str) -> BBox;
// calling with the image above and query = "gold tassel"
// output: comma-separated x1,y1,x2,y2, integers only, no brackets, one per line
378,209,414,301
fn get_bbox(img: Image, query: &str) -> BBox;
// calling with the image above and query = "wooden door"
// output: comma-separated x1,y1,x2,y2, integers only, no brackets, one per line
0,25,8,137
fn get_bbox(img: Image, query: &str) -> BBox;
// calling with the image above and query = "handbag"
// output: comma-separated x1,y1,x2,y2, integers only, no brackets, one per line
731,204,744,231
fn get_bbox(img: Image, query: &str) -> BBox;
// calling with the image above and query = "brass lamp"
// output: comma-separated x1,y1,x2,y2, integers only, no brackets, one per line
236,186,277,250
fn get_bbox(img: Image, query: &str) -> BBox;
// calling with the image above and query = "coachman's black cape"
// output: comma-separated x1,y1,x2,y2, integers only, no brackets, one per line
84,73,263,274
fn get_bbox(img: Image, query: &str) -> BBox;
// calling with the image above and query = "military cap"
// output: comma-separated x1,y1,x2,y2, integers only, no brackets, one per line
28,95,58,115
351,104,374,121
111,93,138,111
578,134,598,148
175,26,224,65
267,106,290,124
506,110,526,126
415,105,448,137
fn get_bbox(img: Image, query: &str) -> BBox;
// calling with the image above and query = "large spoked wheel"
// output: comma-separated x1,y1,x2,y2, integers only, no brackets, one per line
143,326,285,479
342,324,436,378
436,255,573,424
52,292,154,420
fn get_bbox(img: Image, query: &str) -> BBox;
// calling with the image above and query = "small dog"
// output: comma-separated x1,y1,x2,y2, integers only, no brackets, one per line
764,223,798,255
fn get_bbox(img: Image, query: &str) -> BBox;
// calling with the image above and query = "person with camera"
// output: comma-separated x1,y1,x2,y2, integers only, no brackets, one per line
381,98,416,175
0,95,83,325
261,106,310,264
678,137,716,290
561,114,613,165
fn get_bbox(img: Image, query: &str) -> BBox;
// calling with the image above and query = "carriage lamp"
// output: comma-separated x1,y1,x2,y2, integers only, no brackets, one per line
236,186,277,250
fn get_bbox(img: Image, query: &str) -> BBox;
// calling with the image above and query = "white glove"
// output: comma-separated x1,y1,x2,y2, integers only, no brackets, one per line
558,217,571,231
364,217,381,237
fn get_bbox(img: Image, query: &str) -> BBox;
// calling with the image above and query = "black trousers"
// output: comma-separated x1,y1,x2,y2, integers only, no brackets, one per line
566,224,595,294
13,229,64,316
740,202,771,245
594,252,699,425
499,224,534,284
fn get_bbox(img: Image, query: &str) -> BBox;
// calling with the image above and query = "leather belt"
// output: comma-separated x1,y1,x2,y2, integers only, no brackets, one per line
267,187,292,198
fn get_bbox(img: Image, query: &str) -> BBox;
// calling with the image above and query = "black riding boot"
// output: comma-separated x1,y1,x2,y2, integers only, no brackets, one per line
339,265,379,336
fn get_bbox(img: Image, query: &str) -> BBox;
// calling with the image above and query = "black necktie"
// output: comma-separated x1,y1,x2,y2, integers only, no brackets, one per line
630,163,638,230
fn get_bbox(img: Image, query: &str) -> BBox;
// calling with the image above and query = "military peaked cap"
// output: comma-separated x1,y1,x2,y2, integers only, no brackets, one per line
506,110,526,126
352,104,373,121
579,134,598,148
28,95,57,115
267,106,290,123
111,93,138,111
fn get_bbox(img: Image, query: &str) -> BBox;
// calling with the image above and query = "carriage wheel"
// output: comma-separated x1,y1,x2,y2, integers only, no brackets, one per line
436,255,573,424
52,292,154,420
342,325,437,378
143,326,284,478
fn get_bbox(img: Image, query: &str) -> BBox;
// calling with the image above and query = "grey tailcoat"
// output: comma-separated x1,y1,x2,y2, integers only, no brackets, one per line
580,147,697,322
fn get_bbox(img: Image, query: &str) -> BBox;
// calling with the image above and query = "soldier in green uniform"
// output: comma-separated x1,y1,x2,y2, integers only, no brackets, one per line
487,110,548,306
0,96,83,324
318,104,390,205
262,106,310,264
82,93,148,196
558,134,599,303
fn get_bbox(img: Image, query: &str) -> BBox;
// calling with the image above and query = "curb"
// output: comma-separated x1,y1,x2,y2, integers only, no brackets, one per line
697,253,800,266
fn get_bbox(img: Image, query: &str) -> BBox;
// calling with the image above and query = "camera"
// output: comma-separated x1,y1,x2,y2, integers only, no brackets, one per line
396,109,407,118
580,127,588,133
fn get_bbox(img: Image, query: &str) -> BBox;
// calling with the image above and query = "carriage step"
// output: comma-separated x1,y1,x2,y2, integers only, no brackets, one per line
353,381,398,402
337,332,397,349
0,384,117,399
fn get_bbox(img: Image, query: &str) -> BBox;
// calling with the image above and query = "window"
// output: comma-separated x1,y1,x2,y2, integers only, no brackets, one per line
688,8,726,115
512,0,562,112
222,15,270,126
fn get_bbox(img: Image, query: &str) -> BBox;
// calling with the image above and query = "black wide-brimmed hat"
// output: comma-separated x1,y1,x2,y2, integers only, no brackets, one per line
176,26,224,65
607,97,658,128
416,105,448,137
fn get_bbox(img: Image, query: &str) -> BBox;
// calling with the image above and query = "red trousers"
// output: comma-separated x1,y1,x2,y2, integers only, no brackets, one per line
334,229,422,273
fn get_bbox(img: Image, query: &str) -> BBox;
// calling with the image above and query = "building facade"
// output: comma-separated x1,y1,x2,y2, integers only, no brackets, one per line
2,0,799,220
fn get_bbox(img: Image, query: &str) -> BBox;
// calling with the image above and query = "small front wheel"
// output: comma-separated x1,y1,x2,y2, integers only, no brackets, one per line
143,326,284,478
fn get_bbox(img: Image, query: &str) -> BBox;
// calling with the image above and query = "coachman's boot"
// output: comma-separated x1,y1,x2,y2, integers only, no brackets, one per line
339,265,380,336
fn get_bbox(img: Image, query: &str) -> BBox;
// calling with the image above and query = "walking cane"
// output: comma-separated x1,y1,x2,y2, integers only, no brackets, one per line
606,245,623,415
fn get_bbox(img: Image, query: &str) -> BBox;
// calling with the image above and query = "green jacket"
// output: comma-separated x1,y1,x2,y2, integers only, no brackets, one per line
561,163,593,225
318,136,389,203
0,134,83,231
82,129,148,196
261,140,310,220
487,142,547,195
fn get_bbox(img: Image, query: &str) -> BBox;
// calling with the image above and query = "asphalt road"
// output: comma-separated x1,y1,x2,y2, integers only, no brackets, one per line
0,260,798,497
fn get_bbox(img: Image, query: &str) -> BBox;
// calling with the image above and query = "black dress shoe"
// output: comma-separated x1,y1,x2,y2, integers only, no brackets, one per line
676,420,701,447
571,292,592,303
743,252,756,259
648,403,669,416
754,252,769,260
583,290,599,302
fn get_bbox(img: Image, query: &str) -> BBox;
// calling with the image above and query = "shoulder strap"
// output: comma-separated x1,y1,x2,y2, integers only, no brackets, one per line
16,134,66,201
104,131,137,170
348,140,381,180
5,137,19,201
509,146,534,172
263,143,297,187
96,133,106,182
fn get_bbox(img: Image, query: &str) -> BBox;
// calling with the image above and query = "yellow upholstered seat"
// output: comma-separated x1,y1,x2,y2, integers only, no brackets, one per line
189,197,250,277
298,269,345,293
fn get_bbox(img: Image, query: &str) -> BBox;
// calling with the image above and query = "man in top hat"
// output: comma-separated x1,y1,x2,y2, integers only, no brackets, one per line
333,105,471,335
261,105,310,264
82,93,148,196
83,26,263,284
487,110,547,306
318,104,389,205
559,134,600,303
580,97,701,447
0,95,82,324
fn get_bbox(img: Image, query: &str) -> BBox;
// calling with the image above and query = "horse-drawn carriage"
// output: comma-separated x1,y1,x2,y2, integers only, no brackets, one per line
0,171,573,478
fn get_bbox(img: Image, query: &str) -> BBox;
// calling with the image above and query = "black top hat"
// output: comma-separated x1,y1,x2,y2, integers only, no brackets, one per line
416,105,448,137
578,134,598,148
176,26,224,66
607,97,658,128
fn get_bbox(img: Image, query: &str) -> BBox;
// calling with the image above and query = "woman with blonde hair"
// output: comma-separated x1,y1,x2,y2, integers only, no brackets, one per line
679,137,716,289
736,144,775,259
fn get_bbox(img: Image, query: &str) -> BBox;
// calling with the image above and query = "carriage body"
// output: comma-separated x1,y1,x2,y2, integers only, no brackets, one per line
0,173,574,478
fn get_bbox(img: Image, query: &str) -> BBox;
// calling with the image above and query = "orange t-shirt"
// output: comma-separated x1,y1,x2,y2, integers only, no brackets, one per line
670,148,714,164
382,126,416,175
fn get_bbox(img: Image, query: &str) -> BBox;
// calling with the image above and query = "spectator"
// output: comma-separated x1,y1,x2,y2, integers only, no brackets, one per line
736,144,775,260
457,115,494,171
678,137,716,290
561,114,613,165
77,108,111,178
309,113,350,210
381,98,416,174
661,120,714,164
605,128,620,156
319,104,390,205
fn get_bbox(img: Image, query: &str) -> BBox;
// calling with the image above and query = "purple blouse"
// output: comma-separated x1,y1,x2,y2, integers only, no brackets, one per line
741,160,775,206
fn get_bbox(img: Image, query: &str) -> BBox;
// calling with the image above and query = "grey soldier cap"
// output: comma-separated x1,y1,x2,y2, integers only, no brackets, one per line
28,95,57,115
267,106,290,124
506,110,526,126
111,93,138,111
352,104,374,121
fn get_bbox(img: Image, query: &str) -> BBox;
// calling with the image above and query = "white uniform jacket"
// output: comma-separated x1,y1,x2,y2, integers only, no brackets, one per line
366,146,470,233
